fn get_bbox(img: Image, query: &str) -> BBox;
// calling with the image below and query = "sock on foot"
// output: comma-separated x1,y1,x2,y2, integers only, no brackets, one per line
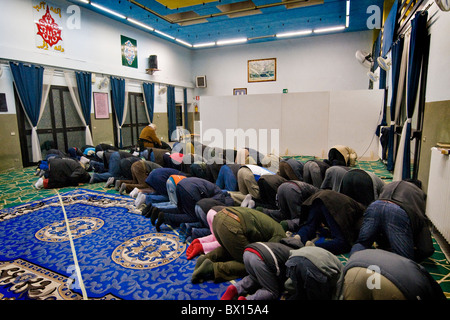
191,258,214,284
241,194,252,207
221,285,238,300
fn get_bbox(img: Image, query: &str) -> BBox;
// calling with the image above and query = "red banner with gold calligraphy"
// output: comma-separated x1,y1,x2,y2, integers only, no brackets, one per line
33,1,65,53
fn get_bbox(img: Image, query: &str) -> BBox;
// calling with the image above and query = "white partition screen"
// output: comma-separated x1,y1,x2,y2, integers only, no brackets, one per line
199,89,383,159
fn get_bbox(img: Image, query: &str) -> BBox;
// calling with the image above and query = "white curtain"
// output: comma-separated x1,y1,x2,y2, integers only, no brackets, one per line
116,79,130,147
63,70,94,146
393,33,411,181
31,68,54,162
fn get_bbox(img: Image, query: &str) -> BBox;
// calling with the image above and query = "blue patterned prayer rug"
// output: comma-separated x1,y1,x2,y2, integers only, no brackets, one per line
0,189,229,300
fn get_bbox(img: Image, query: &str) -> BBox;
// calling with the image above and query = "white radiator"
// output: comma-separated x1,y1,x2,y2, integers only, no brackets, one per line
426,147,450,243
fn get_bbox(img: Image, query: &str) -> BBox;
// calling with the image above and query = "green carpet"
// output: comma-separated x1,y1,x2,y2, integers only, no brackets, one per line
284,156,393,182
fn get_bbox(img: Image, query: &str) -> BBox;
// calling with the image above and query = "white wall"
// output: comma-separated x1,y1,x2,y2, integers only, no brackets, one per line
0,0,195,116
192,30,376,97
0,0,194,87
199,89,384,159
424,1,450,103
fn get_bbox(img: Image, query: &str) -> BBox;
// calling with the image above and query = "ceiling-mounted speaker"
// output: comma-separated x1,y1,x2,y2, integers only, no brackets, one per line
149,55,158,69
196,75,207,88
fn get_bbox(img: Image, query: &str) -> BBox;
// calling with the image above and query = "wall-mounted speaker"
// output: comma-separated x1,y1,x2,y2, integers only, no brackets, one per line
149,55,158,69
196,75,207,88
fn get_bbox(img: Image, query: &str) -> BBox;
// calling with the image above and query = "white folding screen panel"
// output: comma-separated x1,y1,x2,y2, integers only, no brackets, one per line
199,95,239,148
237,94,282,155
281,92,330,157
199,89,384,159
328,90,384,159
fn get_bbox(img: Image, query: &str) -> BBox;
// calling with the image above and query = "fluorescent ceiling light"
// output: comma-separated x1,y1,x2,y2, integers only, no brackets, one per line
313,26,346,34
78,0,89,4
276,30,312,38
216,38,247,46
193,42,216,48
91,2,126,19
127,18,154,31
154,29,175,40
176,38,192,47
346,0,351,27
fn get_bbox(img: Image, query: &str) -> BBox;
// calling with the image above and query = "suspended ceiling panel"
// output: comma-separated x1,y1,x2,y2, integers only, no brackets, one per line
71,0,385,48
155,0,217,10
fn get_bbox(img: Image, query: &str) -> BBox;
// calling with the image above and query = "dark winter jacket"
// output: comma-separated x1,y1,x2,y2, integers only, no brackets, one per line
47,158,90,188
176,177,234,219
301,190,366,245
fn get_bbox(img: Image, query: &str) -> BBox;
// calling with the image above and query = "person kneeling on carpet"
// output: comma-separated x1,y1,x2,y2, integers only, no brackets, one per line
147,177,234,232
342,249,445,300
283,246,345,300
185,205,225,260
34,158,91,189
350,180,434,263
191,206,286,284
134,167,186,208
220,239,301,301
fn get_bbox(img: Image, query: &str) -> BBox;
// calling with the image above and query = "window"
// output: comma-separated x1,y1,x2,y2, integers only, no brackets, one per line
16,85,87,166
175,103,183,127
112,92,148,148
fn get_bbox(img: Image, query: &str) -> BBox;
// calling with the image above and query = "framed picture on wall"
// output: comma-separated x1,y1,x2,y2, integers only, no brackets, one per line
233,88,247,95
248,58,276,82
121,35,138,68
93,92,110,119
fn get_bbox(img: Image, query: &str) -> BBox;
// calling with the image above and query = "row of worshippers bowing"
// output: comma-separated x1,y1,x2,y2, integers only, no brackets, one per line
32,141,445,300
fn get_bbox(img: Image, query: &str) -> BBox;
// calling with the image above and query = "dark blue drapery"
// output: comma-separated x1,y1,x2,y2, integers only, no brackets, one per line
372,32,382,71
167,85,176,141
387,37,404,171
183,88,189,131
9,62,43,127
9,61,44,162
382,0,399,58
402,11,428,179
110,77,126,148
75,71,92,126
142,82,155,123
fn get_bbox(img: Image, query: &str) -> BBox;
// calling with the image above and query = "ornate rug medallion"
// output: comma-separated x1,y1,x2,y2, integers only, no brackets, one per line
35,217,104,242
112,233,186,269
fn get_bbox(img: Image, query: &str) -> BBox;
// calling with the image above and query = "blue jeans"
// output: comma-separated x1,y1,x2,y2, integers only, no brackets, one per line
151,178,178,211
297,202,350,255
145,194,169,206
216,165,238,191
350,200,414,260
153,201,178,214
90,160,105,173
91,152,121,183
166,178,178,204
194,204,209,228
